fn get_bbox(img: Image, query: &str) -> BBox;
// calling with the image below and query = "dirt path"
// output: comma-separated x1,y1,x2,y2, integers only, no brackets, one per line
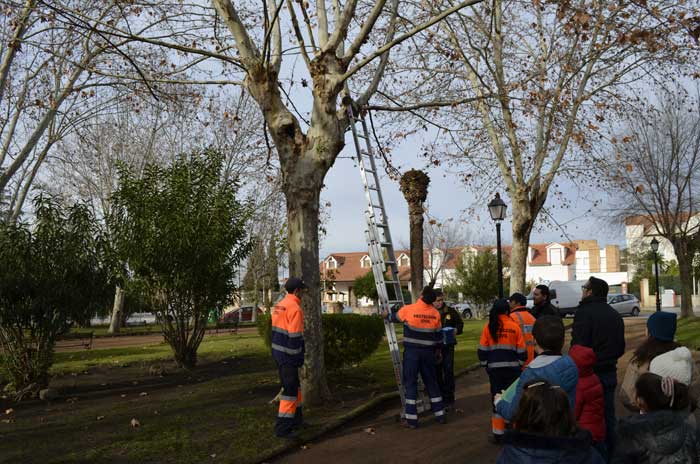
55,327,258,352
279,318,649,464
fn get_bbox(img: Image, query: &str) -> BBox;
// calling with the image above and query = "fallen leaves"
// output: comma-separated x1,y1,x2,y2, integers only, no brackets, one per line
96,416,105,421
363,427,376,435
130,418,140,428
139,392,148,397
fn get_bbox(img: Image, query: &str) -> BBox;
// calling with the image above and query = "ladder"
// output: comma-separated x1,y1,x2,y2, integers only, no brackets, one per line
346,103,425,416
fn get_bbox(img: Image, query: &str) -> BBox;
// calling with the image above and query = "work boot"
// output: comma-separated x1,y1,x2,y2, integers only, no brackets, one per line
488,434,503,445
400,419,417,429
436,415,447,425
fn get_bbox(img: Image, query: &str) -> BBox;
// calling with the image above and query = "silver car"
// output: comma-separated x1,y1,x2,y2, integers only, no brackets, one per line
608,294,641,317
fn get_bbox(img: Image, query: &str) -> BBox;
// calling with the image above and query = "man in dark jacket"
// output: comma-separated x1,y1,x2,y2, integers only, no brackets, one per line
433,289,463,407
571,277,625,458
530,284,559,319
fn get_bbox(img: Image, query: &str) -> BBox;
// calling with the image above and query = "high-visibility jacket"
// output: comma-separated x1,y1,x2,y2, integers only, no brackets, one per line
510,307,536,367
390,298,442,349
478,315,527,370
271,294,305,367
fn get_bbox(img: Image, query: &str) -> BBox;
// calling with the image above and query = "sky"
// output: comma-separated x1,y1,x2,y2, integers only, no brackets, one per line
318,131,628,258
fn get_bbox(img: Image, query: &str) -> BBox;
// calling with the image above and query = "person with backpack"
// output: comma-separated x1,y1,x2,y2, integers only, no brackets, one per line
612,372,700,463
497,378,605,464
478,299,527,443
569,344,607,460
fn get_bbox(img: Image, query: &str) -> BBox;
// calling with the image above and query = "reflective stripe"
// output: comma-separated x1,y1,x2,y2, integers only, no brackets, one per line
517,348,526,353
280,395,298,402
405,399,417,404
525,340,536,346
271,343,303,355
487,361,522,368
403,337,439,346
278,412,295,418
405,414,418,420
404,323,440,333
434,410,445,417
478,344,519,351
430,397,443,403
272,326,303,338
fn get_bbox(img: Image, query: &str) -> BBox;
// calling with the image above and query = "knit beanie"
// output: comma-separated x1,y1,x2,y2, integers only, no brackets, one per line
646,311,677,342
649,347,693,385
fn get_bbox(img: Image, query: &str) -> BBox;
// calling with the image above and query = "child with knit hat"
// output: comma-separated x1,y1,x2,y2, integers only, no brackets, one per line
619,311,681,412
649,346,700,425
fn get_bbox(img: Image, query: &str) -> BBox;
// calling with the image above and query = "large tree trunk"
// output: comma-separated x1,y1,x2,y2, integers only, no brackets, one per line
672,240,696,318
509,197,535,294
108,285,125,334
285,178,332,405
408,202,425,300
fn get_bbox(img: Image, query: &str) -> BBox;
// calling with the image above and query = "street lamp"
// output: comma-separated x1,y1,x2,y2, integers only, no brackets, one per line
488,193,507,299
650,237,661,312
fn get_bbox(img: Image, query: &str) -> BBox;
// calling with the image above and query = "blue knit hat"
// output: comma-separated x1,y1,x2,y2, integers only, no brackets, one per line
647,311,677,342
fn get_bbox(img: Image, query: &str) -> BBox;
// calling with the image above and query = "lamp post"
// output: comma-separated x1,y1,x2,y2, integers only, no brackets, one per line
650,237,661,312
488,193,507,299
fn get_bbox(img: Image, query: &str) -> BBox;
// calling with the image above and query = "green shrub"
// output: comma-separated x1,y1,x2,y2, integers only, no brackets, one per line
257,313,385,370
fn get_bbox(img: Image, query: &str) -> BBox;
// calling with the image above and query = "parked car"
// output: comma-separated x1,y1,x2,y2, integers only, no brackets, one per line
219,306,263,323
608,293,641,317
452,302,474,319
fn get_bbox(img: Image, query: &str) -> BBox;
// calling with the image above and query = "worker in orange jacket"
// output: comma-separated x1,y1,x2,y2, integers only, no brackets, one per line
478,299,526,443
383,286,446,428
271,277,306,438
508,292,536,367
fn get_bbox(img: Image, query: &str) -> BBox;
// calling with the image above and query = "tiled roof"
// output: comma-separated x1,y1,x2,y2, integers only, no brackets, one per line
527,243,577,266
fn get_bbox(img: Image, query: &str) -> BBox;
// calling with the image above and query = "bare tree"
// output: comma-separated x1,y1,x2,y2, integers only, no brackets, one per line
405,0,700,292
604,89,700,318
424,215,470,289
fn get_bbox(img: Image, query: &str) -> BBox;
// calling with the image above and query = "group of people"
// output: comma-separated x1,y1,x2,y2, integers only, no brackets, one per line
269,274,700,463
479,276,700,463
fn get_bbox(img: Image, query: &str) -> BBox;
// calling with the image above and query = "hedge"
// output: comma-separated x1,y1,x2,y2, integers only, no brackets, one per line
257,313,385,370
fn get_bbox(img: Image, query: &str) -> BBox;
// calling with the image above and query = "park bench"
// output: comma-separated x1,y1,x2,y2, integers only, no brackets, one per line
58,331,94,349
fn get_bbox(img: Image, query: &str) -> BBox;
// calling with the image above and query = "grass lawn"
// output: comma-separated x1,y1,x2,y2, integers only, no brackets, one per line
676,317,700,350
1,320,483,464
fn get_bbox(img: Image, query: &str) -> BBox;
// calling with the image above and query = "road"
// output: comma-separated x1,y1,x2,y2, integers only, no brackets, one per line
278,318,650,464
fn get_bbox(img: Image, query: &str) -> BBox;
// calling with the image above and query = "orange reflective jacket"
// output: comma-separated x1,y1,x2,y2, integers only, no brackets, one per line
477,315,527,370
271,294,305,367
510,307,536,367
393,298,442,349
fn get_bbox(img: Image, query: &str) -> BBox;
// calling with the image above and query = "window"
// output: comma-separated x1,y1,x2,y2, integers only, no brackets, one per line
361,256,371,268
399,255,409,267
550,248,562,265
327,259,336,270
601,257,607,271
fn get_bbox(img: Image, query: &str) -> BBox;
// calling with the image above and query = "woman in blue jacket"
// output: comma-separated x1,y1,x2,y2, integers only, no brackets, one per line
497,379,605,464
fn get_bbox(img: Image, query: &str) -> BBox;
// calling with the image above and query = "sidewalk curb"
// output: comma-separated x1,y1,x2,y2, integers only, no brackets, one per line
256,361,481,464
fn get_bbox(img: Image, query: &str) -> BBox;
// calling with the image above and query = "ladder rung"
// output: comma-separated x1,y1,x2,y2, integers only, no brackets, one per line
380,242,392,247
371,204,383,209
364,169,375,174
384,260,396,265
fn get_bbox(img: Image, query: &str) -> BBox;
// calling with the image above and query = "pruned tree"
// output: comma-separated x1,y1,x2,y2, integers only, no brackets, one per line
604,89,700,318
410,0,700,293
400,169,430,299
445,250,506,317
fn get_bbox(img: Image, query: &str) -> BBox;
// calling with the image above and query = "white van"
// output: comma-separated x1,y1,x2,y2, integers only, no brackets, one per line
526,280,587,317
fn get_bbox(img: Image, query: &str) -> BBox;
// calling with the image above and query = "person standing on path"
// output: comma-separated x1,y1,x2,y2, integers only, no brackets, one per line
271,277,306,438
530,284,559,319
508,293,536,367
433,288,463,408
383,286,446,428
478,299,527,443
571,277,625,459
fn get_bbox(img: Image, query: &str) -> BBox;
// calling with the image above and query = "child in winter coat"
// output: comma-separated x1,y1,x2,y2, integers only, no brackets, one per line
494,316,579,422
497,379,605,464
612,372,700,464
568,344,606,459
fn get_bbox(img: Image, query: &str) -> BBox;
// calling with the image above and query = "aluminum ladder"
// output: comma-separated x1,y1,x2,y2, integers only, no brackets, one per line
346,103,426,417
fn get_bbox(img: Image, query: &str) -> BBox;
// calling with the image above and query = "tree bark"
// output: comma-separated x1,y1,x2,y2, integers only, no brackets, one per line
408,202,425,300
509,196,535,294
672,240,696,318
108,285,125,334
285,178,333,405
